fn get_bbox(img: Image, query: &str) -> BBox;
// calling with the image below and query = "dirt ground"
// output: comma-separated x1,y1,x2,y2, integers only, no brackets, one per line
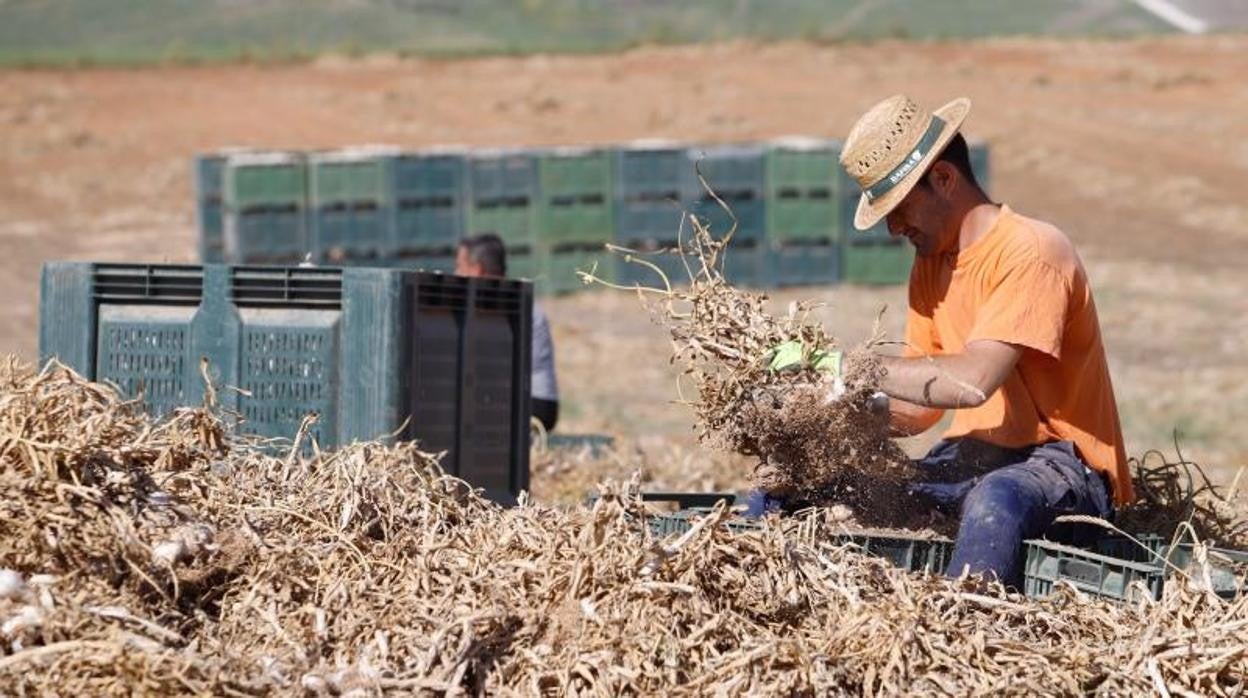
1,36,1245,491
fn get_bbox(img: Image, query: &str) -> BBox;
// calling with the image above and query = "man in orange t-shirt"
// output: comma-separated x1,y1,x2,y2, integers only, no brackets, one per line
838,95,1131,587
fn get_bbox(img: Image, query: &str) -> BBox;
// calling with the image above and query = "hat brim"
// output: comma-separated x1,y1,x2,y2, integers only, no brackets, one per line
853,97,972,232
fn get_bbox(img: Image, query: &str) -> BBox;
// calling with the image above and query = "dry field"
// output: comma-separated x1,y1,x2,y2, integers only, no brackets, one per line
1,36,1246,494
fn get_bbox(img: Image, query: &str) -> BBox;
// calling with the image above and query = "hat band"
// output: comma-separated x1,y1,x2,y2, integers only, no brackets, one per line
863,115,947,203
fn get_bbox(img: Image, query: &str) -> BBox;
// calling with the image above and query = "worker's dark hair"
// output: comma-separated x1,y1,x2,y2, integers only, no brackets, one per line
922,132,981,190
458,233,507,277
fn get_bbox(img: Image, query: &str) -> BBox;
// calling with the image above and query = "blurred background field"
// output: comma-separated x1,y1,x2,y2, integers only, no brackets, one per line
0,0,1186,66
1,1,1246,500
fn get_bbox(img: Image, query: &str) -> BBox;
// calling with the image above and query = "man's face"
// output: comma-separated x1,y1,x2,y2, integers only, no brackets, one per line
455,247,482,277
884,168,956,258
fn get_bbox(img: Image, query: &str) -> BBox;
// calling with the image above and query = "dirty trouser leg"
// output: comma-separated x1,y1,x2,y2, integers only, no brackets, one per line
944,441,1112,589
743,490,789,518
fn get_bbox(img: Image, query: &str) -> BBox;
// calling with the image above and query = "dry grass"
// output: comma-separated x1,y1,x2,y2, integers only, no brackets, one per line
580,212,919,523
1117,444,1248,550
1,358,1247,695
529,432,747,506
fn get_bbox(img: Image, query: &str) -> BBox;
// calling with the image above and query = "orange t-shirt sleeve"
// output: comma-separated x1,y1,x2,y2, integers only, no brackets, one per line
967,257,1069,360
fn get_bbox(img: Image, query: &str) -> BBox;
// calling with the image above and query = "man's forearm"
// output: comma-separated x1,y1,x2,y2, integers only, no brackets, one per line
877,354,991,409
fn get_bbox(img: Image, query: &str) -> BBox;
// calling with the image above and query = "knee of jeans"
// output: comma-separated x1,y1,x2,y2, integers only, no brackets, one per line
960,474,1031,532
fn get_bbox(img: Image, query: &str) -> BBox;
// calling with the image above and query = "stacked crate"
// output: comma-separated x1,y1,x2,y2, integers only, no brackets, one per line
196,139,991,290
837,137,912,285
392,147,467,273
684,143,768,288
612,140,692,289
765,137,842,287
194,153,229,264
535,146,614,295
222,152,309,265
309,147,395,263
839,191,914,285
466,148,539,282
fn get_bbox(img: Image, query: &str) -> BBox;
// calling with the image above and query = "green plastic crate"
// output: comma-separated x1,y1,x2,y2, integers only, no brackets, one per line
223,152,309,264
536,244,613,296
1164,545,1248,599
195,153,229,264
466,149,538,249
1024,539,1165,603
537,147,614,247
684,143,767,245
720,242,767,289
770,239,840,287
1094,535,1247,600
766,138,842,245
840,190,913,285
310,148,392,204
833,532,954,575
393,149,467,254
646,505,953,574
647,509,759,538
614,240,699,289
309,147,397,261
224,208,309,265
613,140,688,245
1091,534,1167,561
842,238,914,285
613,239,759,289
39,262,533,504
312,204,390,263
505,246,541,284
224,152,307,209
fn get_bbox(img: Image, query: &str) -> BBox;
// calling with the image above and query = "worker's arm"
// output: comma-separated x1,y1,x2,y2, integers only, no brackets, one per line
877,339,1023,410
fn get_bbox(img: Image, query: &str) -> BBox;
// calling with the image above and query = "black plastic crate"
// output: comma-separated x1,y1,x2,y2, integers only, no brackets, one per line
40,262,532,504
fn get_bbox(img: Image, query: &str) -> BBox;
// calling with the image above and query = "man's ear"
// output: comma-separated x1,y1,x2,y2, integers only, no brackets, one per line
929,161,957,198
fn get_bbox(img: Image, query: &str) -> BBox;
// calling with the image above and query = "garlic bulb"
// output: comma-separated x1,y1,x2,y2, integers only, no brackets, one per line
0,569,25,600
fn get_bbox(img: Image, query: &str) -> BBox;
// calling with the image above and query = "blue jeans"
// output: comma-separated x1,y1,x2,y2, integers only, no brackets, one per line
914,439,1113,589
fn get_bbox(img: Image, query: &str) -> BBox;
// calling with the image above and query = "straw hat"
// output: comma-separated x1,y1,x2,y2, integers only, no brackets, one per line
841,95,971,231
